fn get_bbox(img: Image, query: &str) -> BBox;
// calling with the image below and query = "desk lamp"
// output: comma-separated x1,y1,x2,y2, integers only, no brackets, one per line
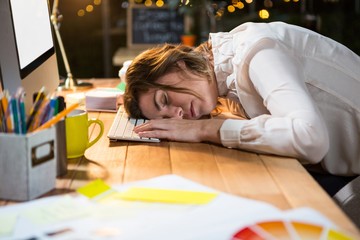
51,0,93,90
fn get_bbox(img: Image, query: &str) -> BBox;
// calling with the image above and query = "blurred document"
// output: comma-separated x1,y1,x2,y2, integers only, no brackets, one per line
0,175,348,240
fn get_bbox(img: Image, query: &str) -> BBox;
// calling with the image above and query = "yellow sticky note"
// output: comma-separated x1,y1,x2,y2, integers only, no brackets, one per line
77,179,112,198
119,187,218,204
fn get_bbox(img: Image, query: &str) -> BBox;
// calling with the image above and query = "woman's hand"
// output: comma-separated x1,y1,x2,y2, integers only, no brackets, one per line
134,119,225,144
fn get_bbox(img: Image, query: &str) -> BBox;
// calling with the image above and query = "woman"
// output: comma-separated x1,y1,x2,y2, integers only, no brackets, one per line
123,21,360,195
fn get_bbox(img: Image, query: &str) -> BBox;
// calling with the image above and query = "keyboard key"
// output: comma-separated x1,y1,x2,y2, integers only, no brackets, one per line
107,106,160,143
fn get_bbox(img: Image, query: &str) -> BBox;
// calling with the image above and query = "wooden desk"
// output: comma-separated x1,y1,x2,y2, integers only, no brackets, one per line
1,79,359,238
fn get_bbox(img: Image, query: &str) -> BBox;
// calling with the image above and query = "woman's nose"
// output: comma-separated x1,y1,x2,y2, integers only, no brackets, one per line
169,106,183,119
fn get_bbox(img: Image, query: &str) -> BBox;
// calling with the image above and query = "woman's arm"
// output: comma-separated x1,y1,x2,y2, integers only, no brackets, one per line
220,47,329,164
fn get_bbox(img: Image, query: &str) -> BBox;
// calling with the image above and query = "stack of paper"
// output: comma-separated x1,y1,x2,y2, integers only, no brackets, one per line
0,175,354,240
85,88,124,112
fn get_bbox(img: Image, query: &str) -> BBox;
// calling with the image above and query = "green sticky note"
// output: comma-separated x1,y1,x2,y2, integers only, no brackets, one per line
77,179,112,198
119,187,218,205
116,82,126,92
0,213,17,237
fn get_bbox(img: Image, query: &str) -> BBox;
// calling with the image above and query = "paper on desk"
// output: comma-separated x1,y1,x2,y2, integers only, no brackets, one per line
22,196,92,225
0,213,17,237
85,87,124,112
0,175,276,239
0,196,95,240
0,175,346,240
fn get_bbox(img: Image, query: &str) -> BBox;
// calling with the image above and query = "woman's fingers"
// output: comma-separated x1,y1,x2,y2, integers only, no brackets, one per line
134,119,186,132
134,119,201,142
137,129,178,141
134,119,224,144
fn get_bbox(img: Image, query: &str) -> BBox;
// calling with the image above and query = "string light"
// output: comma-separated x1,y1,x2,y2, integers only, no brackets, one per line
86,5,94,13
144,0,153,7
156,0,164,7
227,5,236,12
77,0,103,17
235,1,245,9
77,9,85,17
259,9,270,19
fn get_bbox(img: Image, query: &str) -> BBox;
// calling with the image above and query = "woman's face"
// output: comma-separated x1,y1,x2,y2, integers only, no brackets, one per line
138,70,218,120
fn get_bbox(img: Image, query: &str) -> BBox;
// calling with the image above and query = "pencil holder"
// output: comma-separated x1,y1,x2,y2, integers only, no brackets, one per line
0,127,57,201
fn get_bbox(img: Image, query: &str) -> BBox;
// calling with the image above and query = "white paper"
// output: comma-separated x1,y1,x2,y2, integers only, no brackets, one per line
0,175,338,240
85,88,124,112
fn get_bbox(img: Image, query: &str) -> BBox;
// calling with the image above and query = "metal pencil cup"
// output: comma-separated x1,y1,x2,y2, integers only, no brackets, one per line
0,127,57,201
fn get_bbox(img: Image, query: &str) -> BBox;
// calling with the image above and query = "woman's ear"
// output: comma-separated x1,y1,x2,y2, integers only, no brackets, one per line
176,60,187,70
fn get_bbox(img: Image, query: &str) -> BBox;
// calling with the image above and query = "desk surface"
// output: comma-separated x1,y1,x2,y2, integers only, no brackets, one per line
1,79,359,237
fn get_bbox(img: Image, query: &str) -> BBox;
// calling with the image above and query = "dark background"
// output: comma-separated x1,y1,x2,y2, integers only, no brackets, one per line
52,0,360,79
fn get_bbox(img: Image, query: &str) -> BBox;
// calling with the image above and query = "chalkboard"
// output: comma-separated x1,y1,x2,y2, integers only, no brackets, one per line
127,6,184,48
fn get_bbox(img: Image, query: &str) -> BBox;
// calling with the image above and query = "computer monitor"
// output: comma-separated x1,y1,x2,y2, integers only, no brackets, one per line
0,0,60,113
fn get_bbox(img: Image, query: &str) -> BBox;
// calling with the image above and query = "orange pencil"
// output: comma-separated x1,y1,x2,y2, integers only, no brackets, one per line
1,91,13,132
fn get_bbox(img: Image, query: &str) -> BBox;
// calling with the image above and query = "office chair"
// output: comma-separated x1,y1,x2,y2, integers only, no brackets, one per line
333,176,360,228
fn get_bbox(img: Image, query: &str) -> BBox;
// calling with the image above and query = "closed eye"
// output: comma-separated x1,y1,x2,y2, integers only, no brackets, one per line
161,92,168,108
154,89,170,112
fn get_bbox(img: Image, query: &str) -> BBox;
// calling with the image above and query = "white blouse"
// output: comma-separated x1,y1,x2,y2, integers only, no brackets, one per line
210,22,360,175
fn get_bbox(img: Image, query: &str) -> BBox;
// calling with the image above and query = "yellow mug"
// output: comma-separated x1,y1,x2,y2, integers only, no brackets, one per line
65,109,104,158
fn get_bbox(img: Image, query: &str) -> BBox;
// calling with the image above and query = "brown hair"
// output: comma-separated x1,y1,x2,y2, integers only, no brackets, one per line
123,43,214,118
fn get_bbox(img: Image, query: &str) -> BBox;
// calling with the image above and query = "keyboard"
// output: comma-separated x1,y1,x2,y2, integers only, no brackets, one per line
107,106,160,143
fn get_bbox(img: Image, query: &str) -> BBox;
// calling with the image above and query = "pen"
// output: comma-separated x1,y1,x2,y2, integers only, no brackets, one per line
26,87,45,131
31,97,50,130
54,97,59,116
4,101,13,133
33,102,79,132
47,96,57,121
18,89,27,134
27,96,46,132
10,97,20,134
29,86,45,116
14,87,27,134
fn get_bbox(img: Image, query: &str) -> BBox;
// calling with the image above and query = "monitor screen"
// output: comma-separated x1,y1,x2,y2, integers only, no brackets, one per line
10,0,54,78
0,0,60,113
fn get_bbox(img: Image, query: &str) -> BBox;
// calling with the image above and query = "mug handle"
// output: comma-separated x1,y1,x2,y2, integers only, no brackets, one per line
87,119,104,149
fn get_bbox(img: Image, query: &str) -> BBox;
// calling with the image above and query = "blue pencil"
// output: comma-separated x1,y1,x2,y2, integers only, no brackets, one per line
15,88,27,134
10,97,20,134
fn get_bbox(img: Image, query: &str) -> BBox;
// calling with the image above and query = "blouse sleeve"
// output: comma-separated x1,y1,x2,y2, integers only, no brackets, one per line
219,47,329,164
